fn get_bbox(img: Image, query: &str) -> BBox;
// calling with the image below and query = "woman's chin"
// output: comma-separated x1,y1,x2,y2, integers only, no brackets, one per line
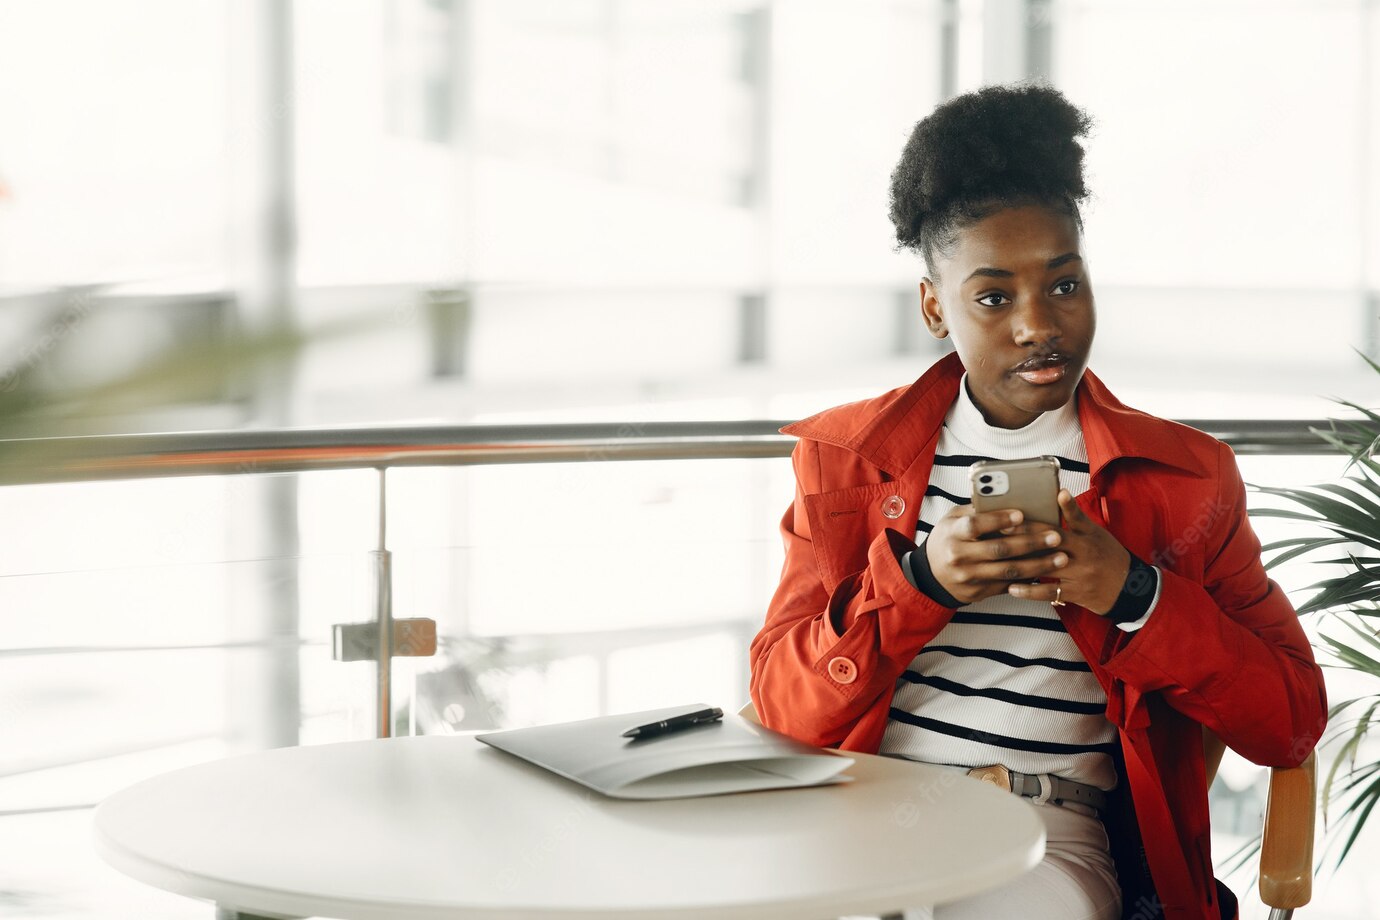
1004,378,1078,416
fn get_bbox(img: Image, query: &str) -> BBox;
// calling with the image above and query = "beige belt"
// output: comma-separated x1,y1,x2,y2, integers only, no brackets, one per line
962,763,1107,815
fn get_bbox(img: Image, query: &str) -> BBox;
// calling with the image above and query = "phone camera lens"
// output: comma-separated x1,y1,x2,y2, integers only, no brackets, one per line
979,475,992,484
980,486,993,495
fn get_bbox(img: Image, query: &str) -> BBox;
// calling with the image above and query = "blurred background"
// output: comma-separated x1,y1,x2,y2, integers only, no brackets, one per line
1,0,1378,917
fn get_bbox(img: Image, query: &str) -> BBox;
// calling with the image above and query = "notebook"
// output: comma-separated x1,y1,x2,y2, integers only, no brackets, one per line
475,703,856,800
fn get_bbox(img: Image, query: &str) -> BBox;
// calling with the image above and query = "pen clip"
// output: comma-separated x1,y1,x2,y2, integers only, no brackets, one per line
622,707,723,739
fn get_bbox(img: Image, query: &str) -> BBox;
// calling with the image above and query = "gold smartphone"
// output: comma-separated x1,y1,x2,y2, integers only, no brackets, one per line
969,456,1062,529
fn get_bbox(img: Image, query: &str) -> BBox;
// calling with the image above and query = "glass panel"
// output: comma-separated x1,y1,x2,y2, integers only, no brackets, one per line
388,456,791,731
0,471,381,918
1,447,1369,918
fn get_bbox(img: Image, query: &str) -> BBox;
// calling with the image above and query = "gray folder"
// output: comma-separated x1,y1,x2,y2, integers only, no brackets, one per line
476,704,855,800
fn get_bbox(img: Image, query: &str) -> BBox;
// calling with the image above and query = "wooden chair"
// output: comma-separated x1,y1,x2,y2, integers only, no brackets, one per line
1201,728,1316,920
737,703,1316,920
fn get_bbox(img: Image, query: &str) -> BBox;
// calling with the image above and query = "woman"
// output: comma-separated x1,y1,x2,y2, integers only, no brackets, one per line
748,84,1326,920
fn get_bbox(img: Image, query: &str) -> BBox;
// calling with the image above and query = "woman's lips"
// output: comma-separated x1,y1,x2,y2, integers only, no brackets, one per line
1014,360,1069,386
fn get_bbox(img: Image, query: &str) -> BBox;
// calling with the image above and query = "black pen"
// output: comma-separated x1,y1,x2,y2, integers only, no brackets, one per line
621,706,724,740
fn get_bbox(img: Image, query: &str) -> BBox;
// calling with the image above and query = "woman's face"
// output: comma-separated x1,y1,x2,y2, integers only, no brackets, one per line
920,203,1095,429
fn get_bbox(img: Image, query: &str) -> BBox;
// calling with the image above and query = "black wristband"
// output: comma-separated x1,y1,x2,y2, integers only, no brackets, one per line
1105,551,1158,624
907,542,963,609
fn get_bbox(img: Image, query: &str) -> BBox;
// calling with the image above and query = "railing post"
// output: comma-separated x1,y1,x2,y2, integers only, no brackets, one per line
330,466,434,730
375,468,393,739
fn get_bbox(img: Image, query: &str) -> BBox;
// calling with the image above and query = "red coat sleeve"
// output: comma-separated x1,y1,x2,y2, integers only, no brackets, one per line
748,439,956,747
1100,441,1327,767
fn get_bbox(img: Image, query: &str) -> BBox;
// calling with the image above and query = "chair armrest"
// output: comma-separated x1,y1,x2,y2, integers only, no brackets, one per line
1259,750,1316,910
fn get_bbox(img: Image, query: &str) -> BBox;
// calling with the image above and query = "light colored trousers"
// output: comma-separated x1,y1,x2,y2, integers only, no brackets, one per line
842,796,1122,920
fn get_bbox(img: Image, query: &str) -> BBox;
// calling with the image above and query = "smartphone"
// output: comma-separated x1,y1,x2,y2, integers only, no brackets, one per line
969,456,1062,529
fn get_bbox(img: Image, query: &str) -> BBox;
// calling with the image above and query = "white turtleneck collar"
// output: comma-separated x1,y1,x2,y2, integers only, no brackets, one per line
944,372,1083,460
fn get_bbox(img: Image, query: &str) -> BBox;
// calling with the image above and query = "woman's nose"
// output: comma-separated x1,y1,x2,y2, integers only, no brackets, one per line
1013,297,1062,347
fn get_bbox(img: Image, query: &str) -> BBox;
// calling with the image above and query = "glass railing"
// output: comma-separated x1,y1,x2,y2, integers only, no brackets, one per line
0,420,1369,920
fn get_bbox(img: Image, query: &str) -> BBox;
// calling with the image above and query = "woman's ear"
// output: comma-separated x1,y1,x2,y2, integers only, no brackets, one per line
919,278,948,339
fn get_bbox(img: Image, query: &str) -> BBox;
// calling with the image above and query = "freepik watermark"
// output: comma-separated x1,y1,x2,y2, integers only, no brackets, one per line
889,767,962,828
1146,497,1233,573
0,288,96,392
494,789,598,891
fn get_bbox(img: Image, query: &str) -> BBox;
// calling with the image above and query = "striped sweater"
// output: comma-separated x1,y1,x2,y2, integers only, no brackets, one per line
879,374,1155,791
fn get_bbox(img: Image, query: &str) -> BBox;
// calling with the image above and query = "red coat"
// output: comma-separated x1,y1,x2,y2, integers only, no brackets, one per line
749,351,1326,920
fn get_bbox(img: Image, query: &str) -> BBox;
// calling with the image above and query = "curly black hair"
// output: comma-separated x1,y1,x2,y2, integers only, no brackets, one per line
888,83,1094,276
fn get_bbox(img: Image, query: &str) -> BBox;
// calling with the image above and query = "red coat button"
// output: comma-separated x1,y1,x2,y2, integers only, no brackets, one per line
881,495,905,519
827,656,858,684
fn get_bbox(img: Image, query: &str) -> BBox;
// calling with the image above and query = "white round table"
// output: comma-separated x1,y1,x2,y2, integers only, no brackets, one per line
94,733,1044,920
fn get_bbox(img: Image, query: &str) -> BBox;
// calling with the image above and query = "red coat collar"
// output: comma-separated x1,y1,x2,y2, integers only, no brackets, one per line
780,351,1211,482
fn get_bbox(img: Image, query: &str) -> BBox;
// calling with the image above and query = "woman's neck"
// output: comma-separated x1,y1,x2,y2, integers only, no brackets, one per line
947,373,1081,458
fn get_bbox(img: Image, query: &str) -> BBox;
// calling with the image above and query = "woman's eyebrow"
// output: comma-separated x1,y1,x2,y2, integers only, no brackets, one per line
962,252,1082,284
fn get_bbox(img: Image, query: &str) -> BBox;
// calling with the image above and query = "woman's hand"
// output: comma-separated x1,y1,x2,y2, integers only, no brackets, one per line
1005,489,1130,614
924,504,1067,607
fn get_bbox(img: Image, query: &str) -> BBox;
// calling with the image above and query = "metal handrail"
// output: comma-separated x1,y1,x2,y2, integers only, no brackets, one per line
0,421,793,485
0,418,1368,486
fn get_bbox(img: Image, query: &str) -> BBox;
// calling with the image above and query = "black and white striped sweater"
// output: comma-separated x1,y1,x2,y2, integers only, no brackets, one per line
879,374,1156,791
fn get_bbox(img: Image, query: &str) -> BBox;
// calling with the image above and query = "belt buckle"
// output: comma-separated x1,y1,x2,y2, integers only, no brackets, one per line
966,763,1012,792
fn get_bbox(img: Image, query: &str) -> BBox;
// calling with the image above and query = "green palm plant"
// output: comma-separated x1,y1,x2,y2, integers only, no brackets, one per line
1242,350,1380,873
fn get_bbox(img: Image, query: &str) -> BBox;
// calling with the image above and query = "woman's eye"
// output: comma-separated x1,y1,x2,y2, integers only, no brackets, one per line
1051,279,1080,296
977,293,1009,307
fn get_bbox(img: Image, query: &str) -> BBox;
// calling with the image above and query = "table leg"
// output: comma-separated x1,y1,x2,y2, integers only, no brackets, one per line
214,907,302,920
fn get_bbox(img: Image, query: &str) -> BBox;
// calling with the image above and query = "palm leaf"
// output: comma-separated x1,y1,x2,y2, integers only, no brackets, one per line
1249,348,1380,875
1312,425,1376,465
1261,537,1350,570
1327,775,1380,869
1337,618,1380,656
1215,833,1262,878
1311,482,1380,522
1293,573,1380,616
1328,762,1380,804
1248,488,1379,537
1328,695,1380,720
1325,701,1380,790
1348,452,1380,484
1299,584,1380,617
1306,556,1380,568
1318,636,1380,674
1248,505,1380,551
1261,536,1342,552
1353,346,1380,377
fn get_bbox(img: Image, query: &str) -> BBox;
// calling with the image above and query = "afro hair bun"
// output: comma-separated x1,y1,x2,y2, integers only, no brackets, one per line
889,83,1094,268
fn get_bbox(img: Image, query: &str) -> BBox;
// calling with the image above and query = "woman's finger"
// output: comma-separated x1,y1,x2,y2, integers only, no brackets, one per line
1057,488,1089,530
949,529,1062,565
1007,579,1063,602
958,508,1024,540
961,552,1068,584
